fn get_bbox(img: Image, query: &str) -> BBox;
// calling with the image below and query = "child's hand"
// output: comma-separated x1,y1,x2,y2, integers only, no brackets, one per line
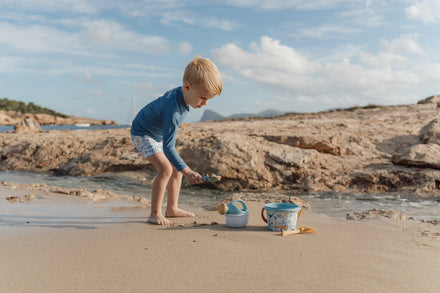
181,167,203,185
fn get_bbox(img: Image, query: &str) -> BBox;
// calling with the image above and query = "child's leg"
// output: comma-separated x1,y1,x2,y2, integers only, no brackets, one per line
165,166,195,218
147,152,173,225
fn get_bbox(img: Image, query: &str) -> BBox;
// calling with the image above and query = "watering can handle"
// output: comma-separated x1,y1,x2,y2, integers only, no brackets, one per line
261,208,267,223
261,207,303,224
230,200,248,211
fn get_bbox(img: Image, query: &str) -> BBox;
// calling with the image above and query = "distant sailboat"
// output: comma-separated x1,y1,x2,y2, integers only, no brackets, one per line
74,123,91,127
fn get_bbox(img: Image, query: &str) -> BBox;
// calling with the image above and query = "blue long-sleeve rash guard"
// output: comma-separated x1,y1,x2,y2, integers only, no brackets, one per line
130,87,189,171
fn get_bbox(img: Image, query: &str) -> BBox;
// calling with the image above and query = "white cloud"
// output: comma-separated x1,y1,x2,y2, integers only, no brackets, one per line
212,36,440,109
82,20,170,54
160,10,238,31
293,24,359,39
0,0,186,15
380,34,424,55
0,20,170,56
0,0,98,13
178,41,193,55
49,62,173,79
0,22,83,55
160,11,195,26
212,36,315,92
214,36,314,73
203,18,238,31
359,35,426,70
0,56,36,73
135,0,185,11
406,0,440,23
73,72,103,84
337,1,388,27
225,0,352,10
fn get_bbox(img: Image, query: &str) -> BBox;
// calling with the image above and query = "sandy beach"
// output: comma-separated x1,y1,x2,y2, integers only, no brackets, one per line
1,183,439,293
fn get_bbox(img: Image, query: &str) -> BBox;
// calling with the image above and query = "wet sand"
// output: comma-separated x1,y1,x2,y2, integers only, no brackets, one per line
1,184,439,293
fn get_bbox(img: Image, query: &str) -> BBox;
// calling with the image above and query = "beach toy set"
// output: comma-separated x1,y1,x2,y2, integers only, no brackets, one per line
261,202,302,232
217,200,249,228
218,200,314,235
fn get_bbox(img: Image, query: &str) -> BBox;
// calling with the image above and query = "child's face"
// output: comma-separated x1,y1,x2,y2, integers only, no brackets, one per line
182,82,217,109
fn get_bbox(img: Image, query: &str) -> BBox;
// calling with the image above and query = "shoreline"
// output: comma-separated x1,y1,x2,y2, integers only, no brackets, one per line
1,183,439,292
2,173,439,221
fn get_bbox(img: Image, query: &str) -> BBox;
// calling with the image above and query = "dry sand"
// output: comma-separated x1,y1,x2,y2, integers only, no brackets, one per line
1,185,439,293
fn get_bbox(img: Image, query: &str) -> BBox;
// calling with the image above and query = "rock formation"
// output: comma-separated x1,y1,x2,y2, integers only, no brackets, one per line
1,98,440,197
14,118,41,133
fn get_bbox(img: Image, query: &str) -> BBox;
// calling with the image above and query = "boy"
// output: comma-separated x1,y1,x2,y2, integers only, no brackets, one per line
131,56,222,225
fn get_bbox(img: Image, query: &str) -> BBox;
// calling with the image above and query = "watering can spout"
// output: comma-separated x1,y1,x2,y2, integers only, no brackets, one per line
217,203,228,214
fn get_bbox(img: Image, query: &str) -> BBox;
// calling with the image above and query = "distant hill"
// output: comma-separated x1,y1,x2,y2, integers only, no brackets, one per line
200,109,284,122
200,109,226,122
0,97,68,117
0,97,117,126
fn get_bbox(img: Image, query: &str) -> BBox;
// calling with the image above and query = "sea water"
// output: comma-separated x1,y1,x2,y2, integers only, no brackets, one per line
1,170,438,220
0,124,130,133
0,170,227,208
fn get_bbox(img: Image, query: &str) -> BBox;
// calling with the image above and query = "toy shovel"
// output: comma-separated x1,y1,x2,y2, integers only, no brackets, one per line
183,175,221,184
280,226,316,236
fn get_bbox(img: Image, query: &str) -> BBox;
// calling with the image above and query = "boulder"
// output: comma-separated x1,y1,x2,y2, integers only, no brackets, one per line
418,94,440,106
419,118,440,144
14,118,41,133
392,144,440,169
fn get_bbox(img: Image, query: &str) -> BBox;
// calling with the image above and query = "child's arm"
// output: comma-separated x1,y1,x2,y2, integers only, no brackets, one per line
181,166,203,185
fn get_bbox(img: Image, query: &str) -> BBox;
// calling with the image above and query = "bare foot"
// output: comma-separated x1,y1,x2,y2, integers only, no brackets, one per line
165,208,195,218
148,214,172,225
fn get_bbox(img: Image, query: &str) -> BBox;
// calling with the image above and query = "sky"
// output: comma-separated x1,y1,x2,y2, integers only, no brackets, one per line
1,0,440,124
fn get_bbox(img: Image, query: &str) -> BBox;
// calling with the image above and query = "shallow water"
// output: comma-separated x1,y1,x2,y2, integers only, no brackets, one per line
1,170,439,220
0,124,130,133
299,192,440,220
0,170,227,208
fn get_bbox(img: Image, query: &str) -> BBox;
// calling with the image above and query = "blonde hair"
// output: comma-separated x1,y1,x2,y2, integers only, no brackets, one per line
183,55,222,95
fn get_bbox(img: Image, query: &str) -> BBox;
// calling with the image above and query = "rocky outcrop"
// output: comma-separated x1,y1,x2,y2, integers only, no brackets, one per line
2,99,440,197
0,181,150,205
392,118,440,170
14,118,41,133
392,144,440,169
0,110,117,126
417,94,440,106
419,118,440,144
0,129,145,176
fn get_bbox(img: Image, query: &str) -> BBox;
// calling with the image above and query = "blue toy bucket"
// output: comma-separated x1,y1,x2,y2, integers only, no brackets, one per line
261,203,302,231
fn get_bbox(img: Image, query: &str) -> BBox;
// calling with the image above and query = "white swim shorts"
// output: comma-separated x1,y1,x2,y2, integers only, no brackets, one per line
131,135,163,158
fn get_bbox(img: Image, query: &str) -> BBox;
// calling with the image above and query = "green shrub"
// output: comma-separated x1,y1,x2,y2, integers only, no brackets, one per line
0,98,69,118
331,104,383,112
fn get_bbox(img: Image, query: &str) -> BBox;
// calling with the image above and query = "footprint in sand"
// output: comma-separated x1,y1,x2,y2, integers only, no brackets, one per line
419,229,440,239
